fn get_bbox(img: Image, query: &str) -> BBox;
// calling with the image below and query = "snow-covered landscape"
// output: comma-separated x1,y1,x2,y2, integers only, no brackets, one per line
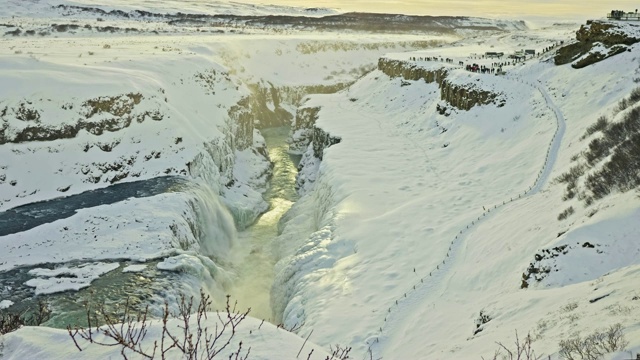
1,0,640,359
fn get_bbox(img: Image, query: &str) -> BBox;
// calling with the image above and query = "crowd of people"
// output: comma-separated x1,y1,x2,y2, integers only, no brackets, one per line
408,55,507,75
407,41,565,77
465,64,500,74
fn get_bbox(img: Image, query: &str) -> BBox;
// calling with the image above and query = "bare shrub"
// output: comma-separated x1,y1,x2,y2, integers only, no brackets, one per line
561,302,578,313
555,165,586,185
629,87,640,104
0,312,24,335
556,165,586,201
67,291,251,359
558,206,575,221
585,131,640,200
584,137,610,166
325,345,352,360
580,116,608,140
615,98,629,114
103,44,111,49
482,332,542,360
559,323,628,360
0,299,51,335
561,98,640,205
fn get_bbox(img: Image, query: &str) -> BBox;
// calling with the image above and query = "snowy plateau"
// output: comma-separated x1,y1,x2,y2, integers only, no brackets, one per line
0,0,639,359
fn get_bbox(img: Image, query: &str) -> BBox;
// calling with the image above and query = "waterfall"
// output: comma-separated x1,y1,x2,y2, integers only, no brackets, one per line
184,181,238,258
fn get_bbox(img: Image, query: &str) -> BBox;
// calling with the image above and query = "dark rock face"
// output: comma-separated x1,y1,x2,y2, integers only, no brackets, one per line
554,41,594,66
377,58,500,111
576,21,639,46
289,106,320,154
555,21,639,68
572,45,628,69
248,82,293,129
378,58,449,84
0,93,161,145
288,106,340,160
227,97,254,151
312,126,341,160
289,105,340,193
440,81,500,111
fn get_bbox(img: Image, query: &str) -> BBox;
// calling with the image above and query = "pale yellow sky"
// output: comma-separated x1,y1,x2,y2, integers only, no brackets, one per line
245,0,640,20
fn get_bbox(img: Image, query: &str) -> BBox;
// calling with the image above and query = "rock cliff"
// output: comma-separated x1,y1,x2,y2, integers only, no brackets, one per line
555,20,639,68
377,58,500,111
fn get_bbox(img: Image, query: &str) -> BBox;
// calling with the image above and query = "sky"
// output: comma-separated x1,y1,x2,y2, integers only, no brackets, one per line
243,0,640,20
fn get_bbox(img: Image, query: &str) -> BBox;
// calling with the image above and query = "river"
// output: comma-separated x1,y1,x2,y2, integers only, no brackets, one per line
0,126,299,327
227,126,300,321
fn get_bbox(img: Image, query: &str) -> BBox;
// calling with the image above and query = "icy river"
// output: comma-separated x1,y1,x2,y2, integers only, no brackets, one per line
0,126,299,327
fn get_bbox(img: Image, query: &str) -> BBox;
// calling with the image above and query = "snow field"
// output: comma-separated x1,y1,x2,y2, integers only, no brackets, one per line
273,25,640,359
2,3,640,358
1,315,333,359
272,58,559,355
0,6,465,357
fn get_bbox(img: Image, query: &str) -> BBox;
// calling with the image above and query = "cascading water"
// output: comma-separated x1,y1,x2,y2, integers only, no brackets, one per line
183,181,238,259
0,177,239,326
0,127,300,328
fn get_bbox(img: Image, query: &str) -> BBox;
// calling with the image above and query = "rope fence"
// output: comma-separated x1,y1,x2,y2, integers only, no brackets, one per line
366,75,565,356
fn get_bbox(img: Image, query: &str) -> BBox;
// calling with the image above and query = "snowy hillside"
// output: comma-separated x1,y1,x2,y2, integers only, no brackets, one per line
0,1,490,357
272,22,640,359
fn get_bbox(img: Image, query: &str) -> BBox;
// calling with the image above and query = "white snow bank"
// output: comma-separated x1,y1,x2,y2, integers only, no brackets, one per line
1,315,331,359
273,25,640,359
532,201,640,288
0,194,185,272
25,262,120,295
273,63,557,354
0,299,14,309
122,264,147,273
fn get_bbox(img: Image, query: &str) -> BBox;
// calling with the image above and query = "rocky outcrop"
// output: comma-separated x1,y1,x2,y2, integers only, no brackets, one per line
287,105,341,193
247,82,355,129
577,21,639,46
378,58,448,84
0,94,165,145
440,81,500,111
555,21,639,68
289,106,320,155
227,97,254,151
311,126,341,160
377,58,500,111
289,105,340,160
248,82,293,129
